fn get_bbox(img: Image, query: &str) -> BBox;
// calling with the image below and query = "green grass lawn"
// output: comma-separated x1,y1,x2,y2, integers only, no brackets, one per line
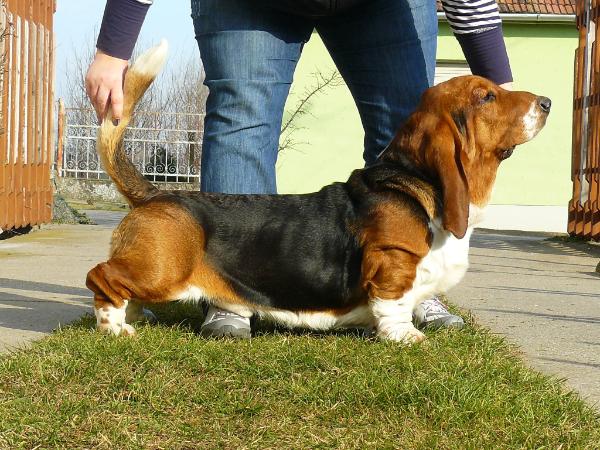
1,303,598,449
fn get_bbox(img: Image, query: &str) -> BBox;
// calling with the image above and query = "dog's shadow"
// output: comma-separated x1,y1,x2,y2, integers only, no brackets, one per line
77,300,467,340
135,302,374,340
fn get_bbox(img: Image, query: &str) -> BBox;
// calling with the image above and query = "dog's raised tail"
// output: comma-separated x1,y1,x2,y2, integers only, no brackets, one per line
97,40,169,207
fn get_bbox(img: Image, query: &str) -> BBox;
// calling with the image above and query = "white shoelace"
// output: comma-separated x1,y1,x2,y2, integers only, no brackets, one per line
213,310,244,320
205,307,250,324
421,298,450,317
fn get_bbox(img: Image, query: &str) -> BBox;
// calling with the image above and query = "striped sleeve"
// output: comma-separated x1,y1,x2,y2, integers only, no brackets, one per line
440,0,502,34
440,0,513,84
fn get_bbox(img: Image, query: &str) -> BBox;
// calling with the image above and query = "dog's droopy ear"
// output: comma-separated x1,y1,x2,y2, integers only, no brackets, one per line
381,110,470,239
433,118,470,239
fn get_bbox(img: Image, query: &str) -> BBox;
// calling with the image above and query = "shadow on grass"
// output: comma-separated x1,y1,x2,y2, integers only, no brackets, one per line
72,298,475,343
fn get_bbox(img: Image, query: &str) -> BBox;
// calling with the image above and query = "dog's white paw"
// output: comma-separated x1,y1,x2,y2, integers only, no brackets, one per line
97,319,137,337
121,323,137,336
96,300,136,336
377,324,426,345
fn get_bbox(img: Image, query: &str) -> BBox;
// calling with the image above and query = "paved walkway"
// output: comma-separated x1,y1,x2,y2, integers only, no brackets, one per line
1,211,599,408
0,211,122,352
450,231,600,408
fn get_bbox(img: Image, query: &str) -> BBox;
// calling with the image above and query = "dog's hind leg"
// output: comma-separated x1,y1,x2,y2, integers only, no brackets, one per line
125,300,157,324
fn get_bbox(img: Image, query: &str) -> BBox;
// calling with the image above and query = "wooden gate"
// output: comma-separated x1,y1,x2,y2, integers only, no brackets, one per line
0,0,55,231
570,0,600,240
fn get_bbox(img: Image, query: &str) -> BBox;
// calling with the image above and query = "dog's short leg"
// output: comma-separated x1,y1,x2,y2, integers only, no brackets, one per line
362,245,427,344
86,262,137,336
371,294,425,344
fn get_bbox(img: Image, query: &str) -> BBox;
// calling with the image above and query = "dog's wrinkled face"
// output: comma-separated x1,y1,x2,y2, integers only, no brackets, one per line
383,75,550,239
432,75,550,158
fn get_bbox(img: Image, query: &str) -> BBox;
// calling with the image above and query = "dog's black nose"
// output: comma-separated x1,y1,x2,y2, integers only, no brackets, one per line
538,96,552,113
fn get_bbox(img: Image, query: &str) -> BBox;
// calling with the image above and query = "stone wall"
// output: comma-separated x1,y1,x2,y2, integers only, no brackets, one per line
54,178,199,203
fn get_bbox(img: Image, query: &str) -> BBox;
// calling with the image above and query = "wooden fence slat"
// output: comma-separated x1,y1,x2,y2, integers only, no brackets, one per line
0,2,7,229
569,45,583,235
570,0,600,241
7,0,18,228
593,3,600,238
583,39,594,238
23,0,32,226
44,0,53,222
0,0,54,230
33,0,40,223
15,0,26,228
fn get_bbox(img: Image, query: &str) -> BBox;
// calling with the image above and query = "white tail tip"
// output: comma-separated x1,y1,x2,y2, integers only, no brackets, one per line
131,39,169,78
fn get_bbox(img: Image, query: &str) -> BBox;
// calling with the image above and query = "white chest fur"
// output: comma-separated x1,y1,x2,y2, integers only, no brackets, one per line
417,203,486,295
413,221,473,297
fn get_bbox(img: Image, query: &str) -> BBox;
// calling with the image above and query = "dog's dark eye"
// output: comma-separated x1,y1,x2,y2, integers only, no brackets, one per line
482,92,496,103
499,147,514,160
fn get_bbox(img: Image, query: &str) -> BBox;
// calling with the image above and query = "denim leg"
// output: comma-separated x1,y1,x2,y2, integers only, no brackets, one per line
316,0,438,166
191,0,313,194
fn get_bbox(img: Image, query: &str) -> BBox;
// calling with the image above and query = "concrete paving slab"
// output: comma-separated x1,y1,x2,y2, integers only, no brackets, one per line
477,205,568,233
0,212,125,353
449,231,600,409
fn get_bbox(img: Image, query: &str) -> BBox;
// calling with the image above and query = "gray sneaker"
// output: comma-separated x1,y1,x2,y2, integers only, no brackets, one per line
200,305,251,338
413,297,465,330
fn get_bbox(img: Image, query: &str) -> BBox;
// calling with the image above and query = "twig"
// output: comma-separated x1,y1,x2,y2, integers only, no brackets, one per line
279,69,343,153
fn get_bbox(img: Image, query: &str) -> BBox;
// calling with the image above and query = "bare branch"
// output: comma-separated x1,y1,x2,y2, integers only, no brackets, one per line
279,69,343,153
61,39,209,182
63,38,207,127
0,0,11,136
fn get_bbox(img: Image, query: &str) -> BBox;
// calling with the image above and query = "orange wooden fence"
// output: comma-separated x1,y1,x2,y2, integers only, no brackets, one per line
570,0,600,240
0,0,55,231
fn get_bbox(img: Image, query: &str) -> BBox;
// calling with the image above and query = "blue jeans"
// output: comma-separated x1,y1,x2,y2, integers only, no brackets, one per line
191,0,437,194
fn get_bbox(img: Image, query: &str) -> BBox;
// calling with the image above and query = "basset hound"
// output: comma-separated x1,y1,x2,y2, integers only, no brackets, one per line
87,41,550,343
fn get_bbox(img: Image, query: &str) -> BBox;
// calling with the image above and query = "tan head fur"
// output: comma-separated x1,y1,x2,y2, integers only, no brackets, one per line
382,75,550,238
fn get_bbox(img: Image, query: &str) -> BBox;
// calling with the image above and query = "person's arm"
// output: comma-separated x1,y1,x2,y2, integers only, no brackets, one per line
86,0,152,124
440,0,513,88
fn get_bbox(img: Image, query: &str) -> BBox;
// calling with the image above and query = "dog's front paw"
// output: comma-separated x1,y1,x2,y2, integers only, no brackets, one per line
377,324,426,345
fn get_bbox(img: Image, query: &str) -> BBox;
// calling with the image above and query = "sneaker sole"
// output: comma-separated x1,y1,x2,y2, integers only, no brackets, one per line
418,316,465,331
200,324,251,339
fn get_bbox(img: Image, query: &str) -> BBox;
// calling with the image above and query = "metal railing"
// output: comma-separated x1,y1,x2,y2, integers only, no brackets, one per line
0,0,55,230
56,106,204,183
570,0,600,240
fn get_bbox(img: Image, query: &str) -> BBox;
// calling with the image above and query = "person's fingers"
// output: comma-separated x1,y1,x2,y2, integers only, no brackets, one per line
85,69,101,117
88,83,124,125
85,76,99,120
95,86,111,125
110,87,124,124
87,84,101,124
85,77,93,101
84,51,129,125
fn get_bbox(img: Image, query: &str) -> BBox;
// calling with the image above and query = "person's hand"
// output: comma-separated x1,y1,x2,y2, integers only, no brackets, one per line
499,81,513,91
85,50,129,125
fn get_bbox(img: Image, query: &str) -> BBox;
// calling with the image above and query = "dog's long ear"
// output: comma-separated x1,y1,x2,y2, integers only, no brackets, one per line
383,110,470,239
433,114,470,239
